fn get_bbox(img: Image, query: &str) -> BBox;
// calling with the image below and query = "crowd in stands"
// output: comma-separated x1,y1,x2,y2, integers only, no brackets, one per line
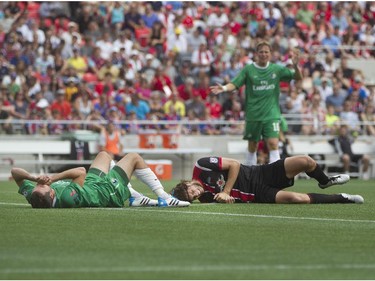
0,1,375,137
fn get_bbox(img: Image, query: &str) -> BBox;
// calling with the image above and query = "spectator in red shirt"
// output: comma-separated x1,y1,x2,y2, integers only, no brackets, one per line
177,77,197,101
205,94,222,119
50,89,72,119
151,66,175,96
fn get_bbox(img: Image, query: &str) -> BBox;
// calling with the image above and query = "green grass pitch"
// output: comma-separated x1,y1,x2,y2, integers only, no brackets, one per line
1,178,375,280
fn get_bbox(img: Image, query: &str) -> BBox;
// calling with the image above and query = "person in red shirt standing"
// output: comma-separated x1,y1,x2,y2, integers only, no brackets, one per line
50,89,72,120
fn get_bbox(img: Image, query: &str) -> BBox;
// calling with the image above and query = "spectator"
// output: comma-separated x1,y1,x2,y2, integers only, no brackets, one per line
96,31,114,60
324,104,341,135
108,2,125,35
185,91,206,120
163,92,186,118
296,2,314,27
93,93,110,118
321,27,341,58
99,121,124,161
191,42,214,77
301,93,326,135
35,49,55,76
360,104,375,136
151,66,175,97
148,23,165,60
125,93,150,120
50,89,72,120
331,125,371,180
339,100,361,135
186,26,206,53
205,94,222,120
123,3,142,34
113,30,134,56
167,27,187,54
67,47,88,76
206,6,229,30
141,4,159,29
73,90,93,120
318,77,333,104
325,82,348,114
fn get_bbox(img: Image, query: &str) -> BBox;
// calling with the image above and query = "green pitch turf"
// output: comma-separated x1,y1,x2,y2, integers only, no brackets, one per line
1,179,375,280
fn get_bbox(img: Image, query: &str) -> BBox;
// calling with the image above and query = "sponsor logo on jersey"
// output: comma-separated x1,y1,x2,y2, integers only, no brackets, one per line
209,157,218,164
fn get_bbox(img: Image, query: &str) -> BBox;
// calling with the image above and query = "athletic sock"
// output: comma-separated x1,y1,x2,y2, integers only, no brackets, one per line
245,151,257,166
127,183,142,198
308,193,353,204
134,168,170,199
269,149,280,163
305,165,330,185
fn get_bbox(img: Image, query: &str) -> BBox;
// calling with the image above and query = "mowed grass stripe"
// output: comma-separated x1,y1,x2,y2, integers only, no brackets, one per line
2,263,375,275
1,201,374,224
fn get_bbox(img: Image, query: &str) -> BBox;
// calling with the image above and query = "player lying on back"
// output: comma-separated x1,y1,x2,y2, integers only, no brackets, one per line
12,151,190,208
171,155,364,204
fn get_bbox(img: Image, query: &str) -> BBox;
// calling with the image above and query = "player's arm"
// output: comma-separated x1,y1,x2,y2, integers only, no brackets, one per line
11,168,38,188
291,48,303,81
50,167,86,187
213,158,240,203
210,83,236,95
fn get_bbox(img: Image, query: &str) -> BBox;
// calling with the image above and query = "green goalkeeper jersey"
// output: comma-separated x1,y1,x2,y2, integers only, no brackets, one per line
19,180,90,208
231,62,295,121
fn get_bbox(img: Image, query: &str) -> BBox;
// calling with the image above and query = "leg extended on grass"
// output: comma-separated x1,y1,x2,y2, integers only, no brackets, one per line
275,155,363,204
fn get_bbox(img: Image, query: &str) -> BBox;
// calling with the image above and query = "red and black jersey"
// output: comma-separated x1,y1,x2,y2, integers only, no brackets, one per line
192,157,256,203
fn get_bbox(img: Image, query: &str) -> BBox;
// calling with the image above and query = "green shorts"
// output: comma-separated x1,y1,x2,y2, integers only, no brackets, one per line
243,119,280,142
84,166,131,207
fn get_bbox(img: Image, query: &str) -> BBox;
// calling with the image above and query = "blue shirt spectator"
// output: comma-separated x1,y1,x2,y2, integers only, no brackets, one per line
126,94,150,120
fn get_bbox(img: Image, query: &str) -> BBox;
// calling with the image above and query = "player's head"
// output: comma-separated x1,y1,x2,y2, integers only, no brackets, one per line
255,41,272,65
171,180,204,202
30,184,54,208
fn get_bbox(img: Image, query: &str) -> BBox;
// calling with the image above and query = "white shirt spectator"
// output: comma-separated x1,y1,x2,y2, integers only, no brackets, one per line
206,10,228,29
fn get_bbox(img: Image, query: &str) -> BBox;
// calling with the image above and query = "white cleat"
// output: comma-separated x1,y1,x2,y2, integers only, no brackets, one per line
340,193,364,204
158,196,190,207
319,174,350,189
129,196,158,207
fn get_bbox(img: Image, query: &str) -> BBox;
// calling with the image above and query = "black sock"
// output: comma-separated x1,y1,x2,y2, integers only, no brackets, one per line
305,165,330,185
308,193,352,204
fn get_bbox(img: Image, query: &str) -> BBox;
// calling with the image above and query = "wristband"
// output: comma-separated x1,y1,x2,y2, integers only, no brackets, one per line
222,85,228,92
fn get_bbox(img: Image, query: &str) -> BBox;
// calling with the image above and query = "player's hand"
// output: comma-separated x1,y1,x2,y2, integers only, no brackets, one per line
36,175,52,185
291,48,300,65
214,192,235,204
209,83,224,95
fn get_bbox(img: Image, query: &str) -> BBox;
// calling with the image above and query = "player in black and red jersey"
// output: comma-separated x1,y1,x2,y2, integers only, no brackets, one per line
171,155,364,204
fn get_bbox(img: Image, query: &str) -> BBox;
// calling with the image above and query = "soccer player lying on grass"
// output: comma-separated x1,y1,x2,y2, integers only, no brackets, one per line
171,155,364,204
12,151,190,208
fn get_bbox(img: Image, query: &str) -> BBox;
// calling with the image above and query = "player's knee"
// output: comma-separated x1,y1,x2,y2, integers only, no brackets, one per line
342,154,350,163
304,155,316,170
289,193,310,203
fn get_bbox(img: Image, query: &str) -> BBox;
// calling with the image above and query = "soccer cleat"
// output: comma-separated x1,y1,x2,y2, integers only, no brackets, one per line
158,196,190,207
340,193,364,204
129,196,158,207
318,174,350,189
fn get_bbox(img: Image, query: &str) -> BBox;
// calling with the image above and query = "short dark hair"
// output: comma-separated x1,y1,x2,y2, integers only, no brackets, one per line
170,181,191,202
30,190,53,208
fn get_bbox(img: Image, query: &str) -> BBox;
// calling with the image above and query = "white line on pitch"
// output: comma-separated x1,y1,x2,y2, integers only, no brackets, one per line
2,201,375,224
1,263,375,275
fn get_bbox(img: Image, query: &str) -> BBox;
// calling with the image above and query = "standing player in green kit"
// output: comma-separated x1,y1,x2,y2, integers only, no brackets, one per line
12,151,190,208
210,41,303,166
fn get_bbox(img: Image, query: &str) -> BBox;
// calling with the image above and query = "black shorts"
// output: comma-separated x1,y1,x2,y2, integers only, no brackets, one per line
236,159,294,203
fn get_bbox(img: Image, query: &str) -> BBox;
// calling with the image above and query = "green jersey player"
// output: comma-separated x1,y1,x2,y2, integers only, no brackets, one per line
12,151,190,208
210,41,303,166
